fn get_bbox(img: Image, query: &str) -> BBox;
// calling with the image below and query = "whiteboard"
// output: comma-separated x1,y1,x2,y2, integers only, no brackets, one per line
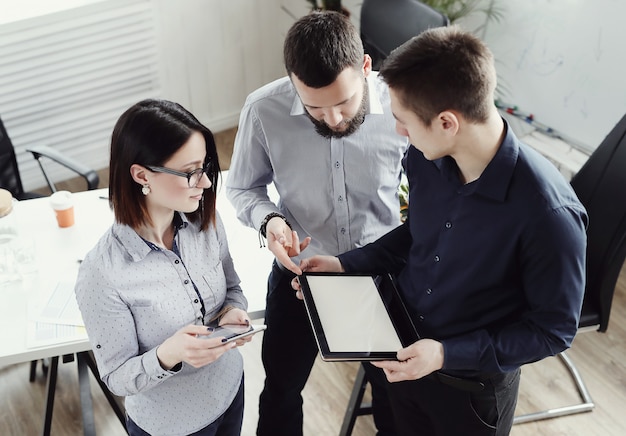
474,0,626,151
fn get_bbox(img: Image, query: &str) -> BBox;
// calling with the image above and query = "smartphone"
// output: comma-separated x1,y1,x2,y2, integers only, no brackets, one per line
201,323,266,346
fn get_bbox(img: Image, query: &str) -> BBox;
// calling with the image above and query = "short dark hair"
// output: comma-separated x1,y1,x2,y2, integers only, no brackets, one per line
379,26,496,125
283,11,363,88
109,99,220,231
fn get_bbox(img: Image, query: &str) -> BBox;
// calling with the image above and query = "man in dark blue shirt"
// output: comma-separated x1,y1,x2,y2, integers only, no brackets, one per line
294,26,588,435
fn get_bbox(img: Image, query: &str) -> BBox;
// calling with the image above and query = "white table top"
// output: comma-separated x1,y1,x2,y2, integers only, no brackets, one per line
0,178,274,366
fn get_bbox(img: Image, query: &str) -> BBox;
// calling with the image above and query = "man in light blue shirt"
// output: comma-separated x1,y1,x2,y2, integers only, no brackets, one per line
226,12,408,436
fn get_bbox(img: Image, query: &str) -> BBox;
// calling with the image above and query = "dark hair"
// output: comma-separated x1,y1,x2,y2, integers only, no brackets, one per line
379,26,496,125
109,99,220,231
283,11,363,88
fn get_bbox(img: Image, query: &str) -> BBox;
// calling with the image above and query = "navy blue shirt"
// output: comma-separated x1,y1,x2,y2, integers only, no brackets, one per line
339,122,588,377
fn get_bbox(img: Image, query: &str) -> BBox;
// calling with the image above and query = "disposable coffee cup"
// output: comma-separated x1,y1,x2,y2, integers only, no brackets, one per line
50,191,75,228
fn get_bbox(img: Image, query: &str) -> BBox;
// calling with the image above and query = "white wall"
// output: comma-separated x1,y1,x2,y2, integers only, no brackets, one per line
460,0,626,152
153,0,289,132
0,0,294,190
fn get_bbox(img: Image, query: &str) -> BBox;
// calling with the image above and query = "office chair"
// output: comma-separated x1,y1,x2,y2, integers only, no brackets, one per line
514,112,626,424
0,116,99,200
360,0,449,70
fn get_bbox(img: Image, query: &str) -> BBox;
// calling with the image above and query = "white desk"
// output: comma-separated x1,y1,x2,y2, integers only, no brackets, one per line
0,177,274,434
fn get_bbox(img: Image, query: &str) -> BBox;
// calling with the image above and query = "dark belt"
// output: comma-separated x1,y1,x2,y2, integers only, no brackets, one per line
428,371,485,392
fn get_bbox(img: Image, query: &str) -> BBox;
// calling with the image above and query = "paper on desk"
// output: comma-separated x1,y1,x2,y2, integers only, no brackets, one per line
36,279,84,326
25,279,87,349
26,321,87,349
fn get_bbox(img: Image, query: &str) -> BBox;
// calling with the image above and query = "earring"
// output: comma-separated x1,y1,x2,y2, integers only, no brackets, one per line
142,184,151,195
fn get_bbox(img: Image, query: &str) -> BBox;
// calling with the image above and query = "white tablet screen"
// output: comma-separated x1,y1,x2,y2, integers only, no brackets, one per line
305,275,402,352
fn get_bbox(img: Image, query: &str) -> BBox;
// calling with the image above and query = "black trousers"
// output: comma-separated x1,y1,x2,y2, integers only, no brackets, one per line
387,368,521,435
256,261,397,436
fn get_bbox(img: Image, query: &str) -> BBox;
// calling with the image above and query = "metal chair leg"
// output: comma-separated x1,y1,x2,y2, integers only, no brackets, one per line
42,356,59,436
79,351,127,430
339,365,373,436
514,351,595,424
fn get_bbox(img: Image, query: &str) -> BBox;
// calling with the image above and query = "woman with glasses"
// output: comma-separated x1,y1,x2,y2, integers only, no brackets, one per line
75,99,251,436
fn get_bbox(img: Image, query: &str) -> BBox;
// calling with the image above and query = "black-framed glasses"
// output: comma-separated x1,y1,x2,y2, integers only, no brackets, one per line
144,161,213,188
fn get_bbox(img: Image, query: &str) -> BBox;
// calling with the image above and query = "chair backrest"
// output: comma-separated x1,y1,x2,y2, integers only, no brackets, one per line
360,0,449,70
570,113,626,332
0,116,25,199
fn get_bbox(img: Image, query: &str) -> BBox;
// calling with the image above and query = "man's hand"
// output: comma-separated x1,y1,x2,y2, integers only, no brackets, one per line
290,255,344,299
266,216,311,274
371,339,444,382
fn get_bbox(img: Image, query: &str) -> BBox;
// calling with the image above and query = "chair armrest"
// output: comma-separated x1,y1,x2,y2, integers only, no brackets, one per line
26,145,100,191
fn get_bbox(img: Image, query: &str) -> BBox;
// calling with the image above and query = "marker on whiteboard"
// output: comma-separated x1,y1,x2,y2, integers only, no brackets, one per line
496,101,558,138
494,100,589,151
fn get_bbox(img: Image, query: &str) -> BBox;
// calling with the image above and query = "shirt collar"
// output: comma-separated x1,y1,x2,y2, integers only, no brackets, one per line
290,72,384,116
435,119,519,202
113,211,190,262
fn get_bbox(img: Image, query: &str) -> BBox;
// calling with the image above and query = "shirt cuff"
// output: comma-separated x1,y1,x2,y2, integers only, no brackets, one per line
146,347,180,380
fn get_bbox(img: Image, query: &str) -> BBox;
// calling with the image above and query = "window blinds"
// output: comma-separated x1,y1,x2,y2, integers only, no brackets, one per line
0,0,160,191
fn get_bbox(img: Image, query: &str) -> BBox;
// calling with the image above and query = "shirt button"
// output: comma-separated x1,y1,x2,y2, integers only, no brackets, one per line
426,288,432,295
175,259,180,264
184,279,189,284
340,228,346,234
338,195,343,202
418,315,425,322
445,221,452,229
96,344,101,349
434,255,440,262
194,299,199,303
335,161,340,168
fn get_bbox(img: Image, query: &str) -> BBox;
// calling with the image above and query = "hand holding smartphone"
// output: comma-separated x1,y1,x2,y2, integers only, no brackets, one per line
200,323,266,347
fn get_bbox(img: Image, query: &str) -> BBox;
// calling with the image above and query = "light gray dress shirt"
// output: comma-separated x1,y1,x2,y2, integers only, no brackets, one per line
226,73,409,260
75,212,247,436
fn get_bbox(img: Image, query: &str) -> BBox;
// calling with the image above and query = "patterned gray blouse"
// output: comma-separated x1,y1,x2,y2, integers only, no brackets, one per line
75,211,247,435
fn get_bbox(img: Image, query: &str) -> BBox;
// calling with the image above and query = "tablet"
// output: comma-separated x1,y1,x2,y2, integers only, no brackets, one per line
298,273,419,361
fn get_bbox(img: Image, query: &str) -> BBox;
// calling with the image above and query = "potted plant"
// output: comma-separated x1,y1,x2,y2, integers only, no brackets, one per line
306,1,349,16
420,0,503,36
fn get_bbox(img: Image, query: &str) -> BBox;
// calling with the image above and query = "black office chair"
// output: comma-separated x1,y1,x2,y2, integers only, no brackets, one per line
360,0,449,70
514,112,626,424
0,115,99,200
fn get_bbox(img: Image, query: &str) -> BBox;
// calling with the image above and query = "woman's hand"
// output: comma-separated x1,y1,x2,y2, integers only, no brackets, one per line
156,324,236,370
219,308,254,347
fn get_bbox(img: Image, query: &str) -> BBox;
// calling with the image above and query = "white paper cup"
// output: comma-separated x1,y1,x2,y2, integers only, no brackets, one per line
50,191,75,228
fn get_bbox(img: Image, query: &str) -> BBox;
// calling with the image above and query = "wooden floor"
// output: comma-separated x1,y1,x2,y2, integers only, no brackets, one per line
4,128,626,435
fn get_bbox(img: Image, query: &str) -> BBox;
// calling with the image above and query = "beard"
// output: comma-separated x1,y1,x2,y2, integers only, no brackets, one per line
306,81,369,139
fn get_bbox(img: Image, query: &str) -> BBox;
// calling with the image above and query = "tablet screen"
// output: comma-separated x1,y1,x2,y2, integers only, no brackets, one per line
305,275,402,353
300,273,418,361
